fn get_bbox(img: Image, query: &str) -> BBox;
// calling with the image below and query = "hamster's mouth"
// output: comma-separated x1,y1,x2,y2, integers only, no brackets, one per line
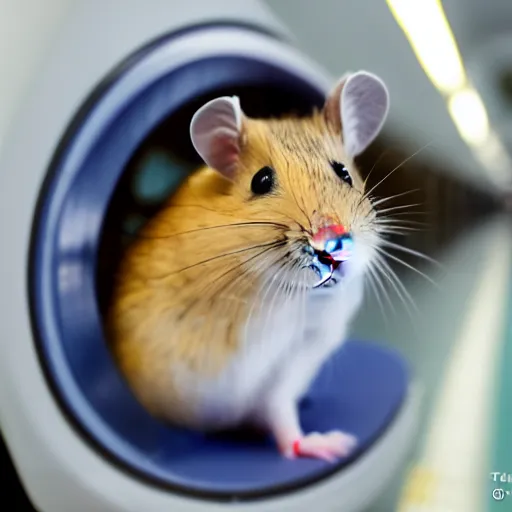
309,253,344,289
305,231,353,289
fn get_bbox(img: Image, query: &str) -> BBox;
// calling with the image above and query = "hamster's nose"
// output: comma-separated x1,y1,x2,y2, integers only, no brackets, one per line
311,224,353,262
324,233,353,261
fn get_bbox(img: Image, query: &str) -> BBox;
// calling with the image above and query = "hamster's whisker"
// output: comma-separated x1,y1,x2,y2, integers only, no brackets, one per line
258,262,295,342
374,222,429,234
361,141,433,201
297,263,308,337
261,263,297,345
258,258,304,362
373,253,418,316
378,239,441,267
363,149,391,188
161,203,224,214
374,246,440,288
374,219,427,229
365,265,393,324
253,208,308,233
357,188,411,214
205,241,287,296
377,227,418,237
244,258,291,344
153,239,286,281
208,245,288,305
376,203,424,216
199,259,282,340
378,211,429,219
375,221,428,233
370,189,422,208
282,158,313,231
289,190,313,231
286,260,304,297
130,221,289,240
372,219,428,233
163,203,300,227
377,230,408,239
285,261,308,344
374,217,429,232
176,242,287,321
162,202,289,223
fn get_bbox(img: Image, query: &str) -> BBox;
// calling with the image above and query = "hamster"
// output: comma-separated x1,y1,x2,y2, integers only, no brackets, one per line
106,71,389,462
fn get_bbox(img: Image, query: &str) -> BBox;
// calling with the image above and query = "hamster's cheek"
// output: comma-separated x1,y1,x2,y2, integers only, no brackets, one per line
345,238,376,279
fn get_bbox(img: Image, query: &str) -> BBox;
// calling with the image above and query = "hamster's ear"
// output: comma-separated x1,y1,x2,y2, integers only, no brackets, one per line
324,71,389,157
190,96,244,180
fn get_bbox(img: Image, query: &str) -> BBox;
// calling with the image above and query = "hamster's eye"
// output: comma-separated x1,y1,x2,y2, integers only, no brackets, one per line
331,161,353,187
251,166,275,195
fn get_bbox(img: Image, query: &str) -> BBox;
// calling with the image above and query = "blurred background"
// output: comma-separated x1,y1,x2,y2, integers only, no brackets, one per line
2,0,512,511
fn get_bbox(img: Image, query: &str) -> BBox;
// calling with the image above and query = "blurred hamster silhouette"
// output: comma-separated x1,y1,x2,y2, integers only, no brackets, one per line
107,71,392,461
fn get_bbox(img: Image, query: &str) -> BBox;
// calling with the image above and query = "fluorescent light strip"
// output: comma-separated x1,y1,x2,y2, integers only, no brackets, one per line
387,0,512,187
447,86,489,145
386,0,466,94
471,132,512,188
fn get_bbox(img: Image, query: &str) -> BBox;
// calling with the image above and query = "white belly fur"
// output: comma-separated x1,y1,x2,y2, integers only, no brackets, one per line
174,274,365,430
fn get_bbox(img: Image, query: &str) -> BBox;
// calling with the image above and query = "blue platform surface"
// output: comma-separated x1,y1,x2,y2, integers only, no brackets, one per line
139,340,409,497
79,340,408,499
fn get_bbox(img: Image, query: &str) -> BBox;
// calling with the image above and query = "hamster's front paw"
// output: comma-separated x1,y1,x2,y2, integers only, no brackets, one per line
287,430,357,462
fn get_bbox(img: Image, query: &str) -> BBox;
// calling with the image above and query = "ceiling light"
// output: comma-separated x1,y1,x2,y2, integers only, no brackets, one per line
447,87,489,146
386,0,466,94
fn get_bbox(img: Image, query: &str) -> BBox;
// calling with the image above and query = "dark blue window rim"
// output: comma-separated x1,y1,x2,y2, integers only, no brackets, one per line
25,21,349,501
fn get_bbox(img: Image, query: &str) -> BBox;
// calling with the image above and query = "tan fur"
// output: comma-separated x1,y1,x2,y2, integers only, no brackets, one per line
106,110,373,426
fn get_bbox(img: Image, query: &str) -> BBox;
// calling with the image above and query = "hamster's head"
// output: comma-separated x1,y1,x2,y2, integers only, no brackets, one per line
189,71,389,290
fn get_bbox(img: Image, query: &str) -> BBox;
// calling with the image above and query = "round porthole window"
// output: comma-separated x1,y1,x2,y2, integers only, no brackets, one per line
28,23,409,503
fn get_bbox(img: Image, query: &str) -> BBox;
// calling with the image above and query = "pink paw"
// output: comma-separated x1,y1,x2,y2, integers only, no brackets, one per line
285,431,357,462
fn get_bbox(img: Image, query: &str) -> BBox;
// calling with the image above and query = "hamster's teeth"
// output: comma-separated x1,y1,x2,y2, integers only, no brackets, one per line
309,255,334,288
